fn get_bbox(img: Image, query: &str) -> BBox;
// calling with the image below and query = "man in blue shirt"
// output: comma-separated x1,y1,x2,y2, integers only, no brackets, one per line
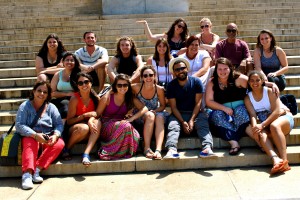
164,57,216,159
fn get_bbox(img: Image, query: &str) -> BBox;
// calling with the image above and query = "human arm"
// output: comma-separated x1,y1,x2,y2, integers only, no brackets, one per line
268,47,288,77
146,56,153,65
36,56,63,75
106,57,119,83
136,20,166,43
130,55,144,83
168,98,190,134
152,85,166,113
50,71,74,98
244,95,261,140
199,33,220,52
192,56,211,78
187,93,202,133
126,97,148,122
205,80,233,115
253,48,268,80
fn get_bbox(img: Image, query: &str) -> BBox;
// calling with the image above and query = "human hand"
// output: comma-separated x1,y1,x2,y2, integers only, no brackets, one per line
188,120,194,133
223,107,233,116
267,72,277,78
136,20,147,25
182,121,190,134
48,134,59,146
88,119,99,135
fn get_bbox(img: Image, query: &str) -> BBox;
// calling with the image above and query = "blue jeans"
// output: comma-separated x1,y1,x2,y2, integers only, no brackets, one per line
165,111,213,151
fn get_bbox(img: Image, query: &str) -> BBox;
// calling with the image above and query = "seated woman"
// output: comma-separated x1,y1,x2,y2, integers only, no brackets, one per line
206,57,251,155
16,81,64,190
253,29,288,91
95,74,148,160
245,70,293,174
132,66,168,160
179,35,212,100
195,18,220,66
146,38,173,90
51,52,81,123
107,36,144,83
63,72,101,166
136,18,189,57
36,33,67,82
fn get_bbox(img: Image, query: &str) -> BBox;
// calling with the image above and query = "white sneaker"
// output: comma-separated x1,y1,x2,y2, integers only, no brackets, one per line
163,149,180,159
22,172,33,190
32,168,43,183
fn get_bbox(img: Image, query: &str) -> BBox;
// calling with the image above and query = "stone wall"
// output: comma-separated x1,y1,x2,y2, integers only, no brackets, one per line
102,0,188,15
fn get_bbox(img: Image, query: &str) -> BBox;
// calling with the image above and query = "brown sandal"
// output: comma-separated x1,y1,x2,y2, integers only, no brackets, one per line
144,148,154,159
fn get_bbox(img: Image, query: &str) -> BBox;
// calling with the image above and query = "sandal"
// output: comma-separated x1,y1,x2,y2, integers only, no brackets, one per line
82,153,91,166
271,161,284,174
153,149,162,160
61,148,72,161
229,146,241,156
144,148,154,159
279,160,291,173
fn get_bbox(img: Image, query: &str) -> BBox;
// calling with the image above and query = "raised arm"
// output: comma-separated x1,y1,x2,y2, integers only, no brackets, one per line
136,20,166,43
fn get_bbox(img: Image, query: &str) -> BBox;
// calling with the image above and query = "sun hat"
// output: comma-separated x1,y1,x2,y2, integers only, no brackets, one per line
168,57,190,73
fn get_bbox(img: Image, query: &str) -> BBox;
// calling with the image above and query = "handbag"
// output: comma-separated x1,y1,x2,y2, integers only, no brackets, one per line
0,102,47,166
0,122,22,166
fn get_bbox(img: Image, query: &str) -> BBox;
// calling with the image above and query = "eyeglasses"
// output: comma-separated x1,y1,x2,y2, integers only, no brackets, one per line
36,89,48,94
227,29,237,33
64,59,75,63
174,66,187,73
201,25,209,29
143,74,154,78
116,83,129,88
77,80,90,86
177,24,185,29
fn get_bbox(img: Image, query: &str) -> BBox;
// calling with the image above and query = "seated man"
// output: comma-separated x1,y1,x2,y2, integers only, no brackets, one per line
75,31,109,92
164,57,216,159
215,23,253,74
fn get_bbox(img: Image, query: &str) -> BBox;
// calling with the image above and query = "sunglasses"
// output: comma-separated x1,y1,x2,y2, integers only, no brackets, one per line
201,25,209,29
227,29,237,33
143,74,154,78
116,83,129,88
77,80,90,86
174,66,187,73
36,89,48,94
177,24,185,29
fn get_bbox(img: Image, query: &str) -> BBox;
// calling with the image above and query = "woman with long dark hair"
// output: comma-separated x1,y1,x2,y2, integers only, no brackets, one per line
95,74,148,160
63,72,101,166
35,33,67,81
137,18,189,57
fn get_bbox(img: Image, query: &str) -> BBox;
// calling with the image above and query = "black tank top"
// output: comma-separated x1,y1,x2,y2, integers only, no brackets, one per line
116,55,137,76
213,80,247,104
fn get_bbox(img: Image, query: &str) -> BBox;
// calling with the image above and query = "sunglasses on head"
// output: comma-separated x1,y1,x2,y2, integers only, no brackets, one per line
143,74,154,78
177,24,185,29
77,80,90,86
174,66,187,73
227,29,237,33
201,25,209,29
116,83,129,88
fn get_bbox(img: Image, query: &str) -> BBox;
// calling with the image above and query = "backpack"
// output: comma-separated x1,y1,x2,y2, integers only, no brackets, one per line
280,94,298,115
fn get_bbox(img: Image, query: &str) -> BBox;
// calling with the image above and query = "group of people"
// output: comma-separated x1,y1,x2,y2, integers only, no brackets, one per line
15,17,293,190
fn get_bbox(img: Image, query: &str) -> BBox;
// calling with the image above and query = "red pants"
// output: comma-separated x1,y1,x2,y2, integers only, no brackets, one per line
21,137,65,173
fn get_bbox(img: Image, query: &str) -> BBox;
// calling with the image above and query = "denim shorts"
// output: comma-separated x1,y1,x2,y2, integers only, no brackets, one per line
279,112,294,130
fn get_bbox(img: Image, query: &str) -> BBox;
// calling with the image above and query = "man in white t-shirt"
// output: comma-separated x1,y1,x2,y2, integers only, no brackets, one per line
75,31,109,92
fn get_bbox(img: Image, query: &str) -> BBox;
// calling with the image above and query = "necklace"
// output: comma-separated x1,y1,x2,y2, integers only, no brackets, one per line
218,81,227,90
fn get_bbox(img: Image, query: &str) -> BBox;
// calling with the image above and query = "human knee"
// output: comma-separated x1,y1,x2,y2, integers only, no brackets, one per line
144,111,155,122
37,74,48,82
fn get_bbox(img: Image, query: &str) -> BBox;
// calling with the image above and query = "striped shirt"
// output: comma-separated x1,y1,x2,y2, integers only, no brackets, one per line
75,45,108,65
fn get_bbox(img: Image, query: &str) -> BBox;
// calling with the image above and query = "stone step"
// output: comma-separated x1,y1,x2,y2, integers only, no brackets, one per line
0,98,26,111
0,77,36,88
284,74,300,87
286,66,300,75
1,146,300,178
0,86,31,99
1,55,300,69
0,67,36,78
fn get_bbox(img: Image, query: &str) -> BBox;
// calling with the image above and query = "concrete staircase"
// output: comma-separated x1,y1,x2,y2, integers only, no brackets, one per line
1,0,300,177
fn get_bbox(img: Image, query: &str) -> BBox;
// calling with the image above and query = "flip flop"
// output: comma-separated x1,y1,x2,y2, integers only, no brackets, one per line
153,149,162,160
144,148,154,159
229,146,241,156
271,161,284,174
279,160,291,173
